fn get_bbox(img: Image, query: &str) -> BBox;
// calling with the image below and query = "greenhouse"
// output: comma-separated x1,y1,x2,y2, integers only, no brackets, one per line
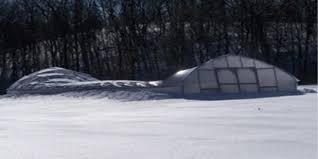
159,54,298,95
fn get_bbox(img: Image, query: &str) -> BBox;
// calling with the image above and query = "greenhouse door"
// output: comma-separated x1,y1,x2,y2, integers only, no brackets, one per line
216,68,259,93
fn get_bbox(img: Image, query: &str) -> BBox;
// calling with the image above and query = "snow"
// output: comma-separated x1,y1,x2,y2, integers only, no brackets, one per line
0,85,316,159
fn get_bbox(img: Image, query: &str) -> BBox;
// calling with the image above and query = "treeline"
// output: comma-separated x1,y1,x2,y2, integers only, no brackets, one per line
0,0,317,93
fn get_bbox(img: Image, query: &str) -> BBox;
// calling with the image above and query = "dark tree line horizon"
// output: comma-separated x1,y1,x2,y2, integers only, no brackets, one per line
0,0,317,93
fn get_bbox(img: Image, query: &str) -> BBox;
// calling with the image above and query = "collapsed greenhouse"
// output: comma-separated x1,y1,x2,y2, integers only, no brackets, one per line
7,54,299,95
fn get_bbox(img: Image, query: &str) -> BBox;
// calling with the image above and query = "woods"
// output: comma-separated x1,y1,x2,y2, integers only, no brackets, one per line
0,0,317,93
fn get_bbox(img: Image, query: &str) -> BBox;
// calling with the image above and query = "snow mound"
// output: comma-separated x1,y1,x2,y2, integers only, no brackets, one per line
298,85,317,93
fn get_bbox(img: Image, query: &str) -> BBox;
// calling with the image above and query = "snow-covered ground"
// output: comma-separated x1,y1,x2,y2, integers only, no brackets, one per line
0,85,316,159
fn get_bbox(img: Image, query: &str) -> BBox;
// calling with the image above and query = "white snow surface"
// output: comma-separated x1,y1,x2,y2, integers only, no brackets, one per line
0,85,316,159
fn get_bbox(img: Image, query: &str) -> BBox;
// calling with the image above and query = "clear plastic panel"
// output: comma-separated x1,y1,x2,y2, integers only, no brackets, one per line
199,70,218,88
237,68,257,83
184,83,200,94
184,70,198,84
275,68,296,91
164,67,196,86
220,85,239,93
184,70,200,94
213,57,228,68
241,57,255,67
200,88,219,94
217,69,237,84
227,56,242,67
200,60,214,69
240,84,258,93
260,87,277,92
254,60,272,68
257,69,276,87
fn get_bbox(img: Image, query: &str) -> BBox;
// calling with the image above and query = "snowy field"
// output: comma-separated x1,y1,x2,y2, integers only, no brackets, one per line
0,86,316,159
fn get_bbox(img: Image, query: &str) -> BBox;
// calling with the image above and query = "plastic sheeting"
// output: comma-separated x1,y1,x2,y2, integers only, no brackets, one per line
257,69,276,87
163,67,197,86
220,85,239,93
199,70,218,89
162,55,298,94
240,84,258,93
237,69,257,83
241,57,255,67
227,56,242,67
217,69,238,84
213,57,228,68
183,70,200,94
200,60,214,69
275,68,297,91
